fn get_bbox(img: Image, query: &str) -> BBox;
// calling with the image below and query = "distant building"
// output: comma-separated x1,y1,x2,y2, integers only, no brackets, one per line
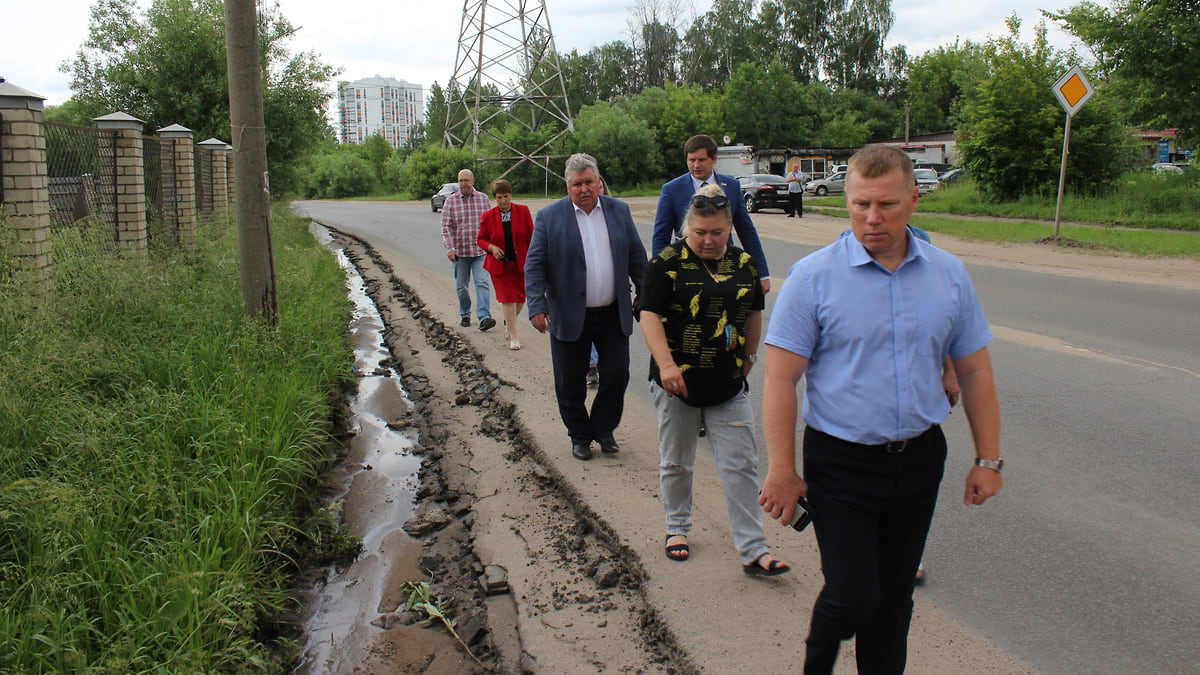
337,76,423,149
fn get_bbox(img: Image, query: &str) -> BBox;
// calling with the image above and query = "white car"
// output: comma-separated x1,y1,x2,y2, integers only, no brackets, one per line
1151,162,1184,174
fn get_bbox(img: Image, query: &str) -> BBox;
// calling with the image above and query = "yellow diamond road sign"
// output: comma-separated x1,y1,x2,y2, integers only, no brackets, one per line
1053,65,1095,117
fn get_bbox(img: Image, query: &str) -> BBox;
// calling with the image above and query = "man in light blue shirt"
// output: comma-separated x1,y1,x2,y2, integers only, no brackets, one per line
758,144,1004,674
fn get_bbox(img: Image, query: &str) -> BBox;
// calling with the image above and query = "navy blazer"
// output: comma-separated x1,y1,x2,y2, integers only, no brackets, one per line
525,195,648,342
651,171,770,278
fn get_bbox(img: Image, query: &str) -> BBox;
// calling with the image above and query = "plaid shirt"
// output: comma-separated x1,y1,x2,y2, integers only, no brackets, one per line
440,189,491,257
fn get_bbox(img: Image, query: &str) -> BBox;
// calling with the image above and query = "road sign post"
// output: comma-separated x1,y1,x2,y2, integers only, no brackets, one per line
1051,65,1096,239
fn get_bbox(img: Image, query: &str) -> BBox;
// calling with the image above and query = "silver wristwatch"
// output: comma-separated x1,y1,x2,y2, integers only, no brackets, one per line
974,457,1004,472
746,354,758,364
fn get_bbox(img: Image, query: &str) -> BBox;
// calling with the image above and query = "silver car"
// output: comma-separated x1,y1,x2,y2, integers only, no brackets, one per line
430,183,460,212
914,168,939,195
806,171,847,196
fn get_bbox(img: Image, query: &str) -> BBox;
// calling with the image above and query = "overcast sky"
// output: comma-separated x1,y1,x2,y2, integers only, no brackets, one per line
3,0,1083,111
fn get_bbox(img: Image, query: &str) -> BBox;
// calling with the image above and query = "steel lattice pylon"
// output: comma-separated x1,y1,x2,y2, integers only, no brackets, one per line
444,0,574,183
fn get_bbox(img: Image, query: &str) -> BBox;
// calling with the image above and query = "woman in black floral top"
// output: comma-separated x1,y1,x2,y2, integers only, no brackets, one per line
640,183,790,577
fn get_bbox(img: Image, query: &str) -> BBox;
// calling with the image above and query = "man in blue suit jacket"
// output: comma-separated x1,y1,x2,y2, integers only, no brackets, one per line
526,153,648,461
652,134,771,293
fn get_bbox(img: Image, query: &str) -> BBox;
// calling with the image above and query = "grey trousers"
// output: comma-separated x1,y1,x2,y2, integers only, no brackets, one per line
651,381,768,565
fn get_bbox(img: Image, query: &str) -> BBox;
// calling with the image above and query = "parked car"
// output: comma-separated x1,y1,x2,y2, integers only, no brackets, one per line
1150,162,1184,174
430,182,459,212
736,174,790,212
938,168,967,185
806,171,847,196
914,168,939,195
914,161,954,176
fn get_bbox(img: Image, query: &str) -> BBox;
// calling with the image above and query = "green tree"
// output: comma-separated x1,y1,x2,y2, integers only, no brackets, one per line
722,58,812,147
771,0,844,83
956,16,1133,201
679,0,760,90
1050,0,1200,145
903,42,988,134
66,0,338,196
824,0,894,92
424,81,449,148
43,98,94,126
359,133,394,183
397,146,480,198
573,103,663,189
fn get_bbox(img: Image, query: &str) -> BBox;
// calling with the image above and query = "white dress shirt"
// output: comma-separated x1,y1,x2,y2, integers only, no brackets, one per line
574,200,616,308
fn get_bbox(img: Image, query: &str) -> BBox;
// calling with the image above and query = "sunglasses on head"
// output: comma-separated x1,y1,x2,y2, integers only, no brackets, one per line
690,193,729,209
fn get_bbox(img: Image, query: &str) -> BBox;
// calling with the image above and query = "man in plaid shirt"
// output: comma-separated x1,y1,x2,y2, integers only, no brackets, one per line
441,169,497,331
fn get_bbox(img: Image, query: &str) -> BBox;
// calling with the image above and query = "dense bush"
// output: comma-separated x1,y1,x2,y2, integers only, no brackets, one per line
304,150,378,199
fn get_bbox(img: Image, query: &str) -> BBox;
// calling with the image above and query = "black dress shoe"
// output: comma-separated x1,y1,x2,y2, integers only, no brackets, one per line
598,437,619,454
572,443,593,460
460,317,470,327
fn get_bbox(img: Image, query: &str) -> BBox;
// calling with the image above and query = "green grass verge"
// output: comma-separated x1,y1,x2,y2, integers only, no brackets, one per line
0,206,355,672
805,205,1200,259
805,172,1200,259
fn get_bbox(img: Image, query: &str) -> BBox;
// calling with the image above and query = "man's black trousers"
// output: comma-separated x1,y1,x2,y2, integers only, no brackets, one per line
801,425,947,675
548,304,630,444
789,191,804,216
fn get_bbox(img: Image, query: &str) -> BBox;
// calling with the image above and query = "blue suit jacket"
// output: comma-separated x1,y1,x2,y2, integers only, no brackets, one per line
651,171,769,278
525,195,648,342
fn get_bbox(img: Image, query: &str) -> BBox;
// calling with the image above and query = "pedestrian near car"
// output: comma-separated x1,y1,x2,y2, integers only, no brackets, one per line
759,144,1004,674
524,154,648,461
641,183,790,577
477,179,534,350
785,164,805,217
652,134,770,294
441,169,497,331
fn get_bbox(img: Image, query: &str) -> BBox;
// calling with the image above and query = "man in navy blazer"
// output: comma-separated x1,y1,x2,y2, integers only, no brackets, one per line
652,134,771,292
526,153,648,461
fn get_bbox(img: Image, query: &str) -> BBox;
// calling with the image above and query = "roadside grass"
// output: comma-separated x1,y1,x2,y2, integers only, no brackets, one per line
920,173,1200,232
805,206,1200,259
0,206,355,672
804,172,1200,259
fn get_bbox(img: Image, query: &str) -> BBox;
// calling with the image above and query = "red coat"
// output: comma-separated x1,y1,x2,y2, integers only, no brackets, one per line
477,204,534,278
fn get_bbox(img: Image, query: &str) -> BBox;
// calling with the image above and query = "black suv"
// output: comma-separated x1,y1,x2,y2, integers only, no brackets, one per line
736,174,790,213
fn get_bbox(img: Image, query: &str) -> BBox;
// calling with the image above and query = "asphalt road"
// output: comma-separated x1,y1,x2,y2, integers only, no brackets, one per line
294,199,1200,674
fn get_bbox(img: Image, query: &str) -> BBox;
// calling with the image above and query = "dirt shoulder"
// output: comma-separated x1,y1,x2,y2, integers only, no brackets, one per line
301,197,1160,672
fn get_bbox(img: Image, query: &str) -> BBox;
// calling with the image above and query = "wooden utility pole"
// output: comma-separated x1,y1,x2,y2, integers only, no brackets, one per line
224,0,279,324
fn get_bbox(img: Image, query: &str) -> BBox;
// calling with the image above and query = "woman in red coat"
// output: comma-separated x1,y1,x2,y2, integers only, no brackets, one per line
477,179,534,350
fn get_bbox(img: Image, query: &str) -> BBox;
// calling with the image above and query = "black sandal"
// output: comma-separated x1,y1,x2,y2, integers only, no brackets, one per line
665,535,689,562
743,553,790,577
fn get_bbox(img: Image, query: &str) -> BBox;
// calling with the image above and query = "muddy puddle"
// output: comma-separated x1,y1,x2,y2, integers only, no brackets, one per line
294,224,423,673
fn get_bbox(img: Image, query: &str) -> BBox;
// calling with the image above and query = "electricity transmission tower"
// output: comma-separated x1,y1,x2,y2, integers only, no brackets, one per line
445,0,574,183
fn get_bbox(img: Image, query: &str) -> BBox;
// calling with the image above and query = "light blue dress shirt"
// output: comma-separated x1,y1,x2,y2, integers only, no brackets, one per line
766,232,993,445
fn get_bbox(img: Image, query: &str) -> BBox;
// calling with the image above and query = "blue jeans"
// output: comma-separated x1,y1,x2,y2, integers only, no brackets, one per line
453,255,491,321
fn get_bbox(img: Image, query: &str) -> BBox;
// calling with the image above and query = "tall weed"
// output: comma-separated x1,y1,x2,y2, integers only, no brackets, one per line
0,206,353,672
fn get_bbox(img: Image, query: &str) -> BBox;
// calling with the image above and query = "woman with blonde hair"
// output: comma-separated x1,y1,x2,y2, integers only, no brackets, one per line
640,183,790,576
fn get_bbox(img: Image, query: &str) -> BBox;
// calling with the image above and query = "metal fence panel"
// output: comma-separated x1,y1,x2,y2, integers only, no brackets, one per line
44,122,117,242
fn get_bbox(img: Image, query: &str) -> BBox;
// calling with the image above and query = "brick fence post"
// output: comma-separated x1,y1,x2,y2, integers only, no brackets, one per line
158,124,197,251
224,145,235,210
198,138,229,221
0,81,53,295
94,112,147,257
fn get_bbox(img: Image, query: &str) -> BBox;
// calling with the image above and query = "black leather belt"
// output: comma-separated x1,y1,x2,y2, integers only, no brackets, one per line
585,303,616,313
812,425,938,454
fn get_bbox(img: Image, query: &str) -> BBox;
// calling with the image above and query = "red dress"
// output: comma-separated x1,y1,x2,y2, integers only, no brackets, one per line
477,203,534,303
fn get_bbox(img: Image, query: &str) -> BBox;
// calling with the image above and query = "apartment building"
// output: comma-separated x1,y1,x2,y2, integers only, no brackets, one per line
337,76,423,149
